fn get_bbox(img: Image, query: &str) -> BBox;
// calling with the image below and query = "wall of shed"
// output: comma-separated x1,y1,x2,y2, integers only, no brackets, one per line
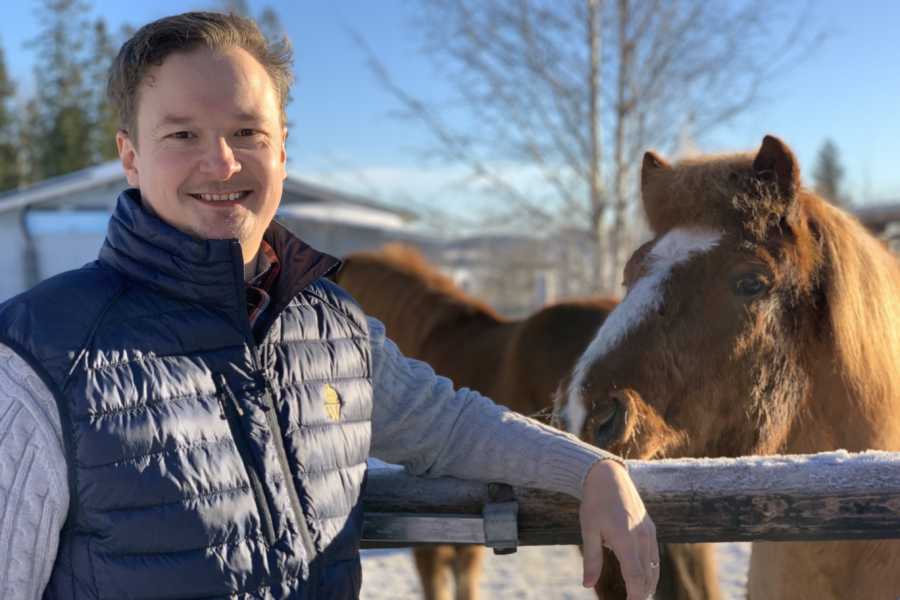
31,232,107,282
38,178,126,211
0,184,439,301
0,211,27,301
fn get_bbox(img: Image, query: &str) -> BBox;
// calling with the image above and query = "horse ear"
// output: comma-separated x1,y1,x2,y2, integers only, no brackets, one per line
641,151,670,189
641,151,672,234
752,135,799,201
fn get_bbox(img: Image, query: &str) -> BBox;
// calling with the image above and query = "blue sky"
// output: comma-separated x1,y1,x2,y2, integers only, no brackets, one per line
2,0,899,221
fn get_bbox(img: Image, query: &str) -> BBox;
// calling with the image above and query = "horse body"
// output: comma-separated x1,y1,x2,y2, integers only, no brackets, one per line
335,244,720,600
556,135,900,600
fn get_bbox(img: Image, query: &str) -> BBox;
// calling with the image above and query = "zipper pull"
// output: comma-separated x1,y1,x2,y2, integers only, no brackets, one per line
216,373,245,416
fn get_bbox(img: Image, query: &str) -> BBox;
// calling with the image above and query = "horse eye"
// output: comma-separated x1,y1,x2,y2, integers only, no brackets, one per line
730,275,765,297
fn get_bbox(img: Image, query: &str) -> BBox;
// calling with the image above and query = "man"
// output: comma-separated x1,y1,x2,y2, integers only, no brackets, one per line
0,12,658,600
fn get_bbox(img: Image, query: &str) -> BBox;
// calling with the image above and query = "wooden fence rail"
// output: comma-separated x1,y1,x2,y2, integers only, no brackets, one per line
361,451,900,549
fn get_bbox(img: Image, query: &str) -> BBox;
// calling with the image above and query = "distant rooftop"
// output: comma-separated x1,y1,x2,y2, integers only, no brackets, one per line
851,202,900,234
0,161,416,222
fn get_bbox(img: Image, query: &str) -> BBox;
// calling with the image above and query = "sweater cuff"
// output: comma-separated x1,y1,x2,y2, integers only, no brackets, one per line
539,436,626,501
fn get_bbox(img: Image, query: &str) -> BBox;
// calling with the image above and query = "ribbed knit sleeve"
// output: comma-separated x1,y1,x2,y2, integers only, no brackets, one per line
366,318,622,500
0,343,68,600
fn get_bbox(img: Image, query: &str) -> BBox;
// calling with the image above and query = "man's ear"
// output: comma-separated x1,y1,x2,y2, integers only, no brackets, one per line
281,127,288,181
117,131,140,188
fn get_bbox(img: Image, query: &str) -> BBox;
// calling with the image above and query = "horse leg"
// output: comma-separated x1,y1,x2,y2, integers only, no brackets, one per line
414,545,455,600
653,544,721,600
593,543,721,600
594,547,628,599
451,544,483,600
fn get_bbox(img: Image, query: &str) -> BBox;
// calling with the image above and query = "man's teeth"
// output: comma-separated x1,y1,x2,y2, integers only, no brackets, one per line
197,191,249,201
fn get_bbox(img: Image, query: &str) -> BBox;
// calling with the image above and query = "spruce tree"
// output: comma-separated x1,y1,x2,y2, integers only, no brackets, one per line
28,0,94,181
88,18,121,163
214,1,284,42
812,138,850,207
0,40,18,192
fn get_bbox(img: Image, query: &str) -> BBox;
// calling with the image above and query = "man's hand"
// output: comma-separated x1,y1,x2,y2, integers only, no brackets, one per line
580,459,659,599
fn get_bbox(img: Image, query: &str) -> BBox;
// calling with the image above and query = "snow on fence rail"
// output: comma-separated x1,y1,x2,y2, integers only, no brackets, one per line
361,451,900,549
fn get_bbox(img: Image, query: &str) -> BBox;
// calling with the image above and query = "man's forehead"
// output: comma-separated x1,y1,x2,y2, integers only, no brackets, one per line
137,47,280,130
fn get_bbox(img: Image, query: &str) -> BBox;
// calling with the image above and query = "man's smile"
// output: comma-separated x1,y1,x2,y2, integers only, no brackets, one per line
189,190,252,203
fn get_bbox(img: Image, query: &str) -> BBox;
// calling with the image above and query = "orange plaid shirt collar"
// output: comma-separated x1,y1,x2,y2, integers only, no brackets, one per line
245,240,281,330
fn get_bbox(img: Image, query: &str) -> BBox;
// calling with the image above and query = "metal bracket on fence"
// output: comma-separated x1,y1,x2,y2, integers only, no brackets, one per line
359,481,520,550
483,483,519,555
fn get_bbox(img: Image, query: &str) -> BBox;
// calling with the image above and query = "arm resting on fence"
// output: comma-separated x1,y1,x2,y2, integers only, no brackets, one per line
362,450,900,547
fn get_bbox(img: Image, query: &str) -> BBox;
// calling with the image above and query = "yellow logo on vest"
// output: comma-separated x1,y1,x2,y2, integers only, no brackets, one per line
324,385,341,422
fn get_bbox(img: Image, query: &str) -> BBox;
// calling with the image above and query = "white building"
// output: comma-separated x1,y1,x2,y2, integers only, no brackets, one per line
852,202,900,255
0,161,437,302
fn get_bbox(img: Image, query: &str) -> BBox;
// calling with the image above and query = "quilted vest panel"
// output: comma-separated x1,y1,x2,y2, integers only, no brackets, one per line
0,190,371,600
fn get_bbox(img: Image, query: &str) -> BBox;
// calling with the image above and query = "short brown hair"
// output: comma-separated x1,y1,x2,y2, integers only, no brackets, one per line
107,12,293,140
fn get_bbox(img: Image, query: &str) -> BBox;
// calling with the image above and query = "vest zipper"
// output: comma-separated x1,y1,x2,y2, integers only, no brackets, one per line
257,356,319,565
228,240,318,571
215,373,277,547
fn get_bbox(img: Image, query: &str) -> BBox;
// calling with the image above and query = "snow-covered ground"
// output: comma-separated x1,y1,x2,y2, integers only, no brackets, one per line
360,543,751,599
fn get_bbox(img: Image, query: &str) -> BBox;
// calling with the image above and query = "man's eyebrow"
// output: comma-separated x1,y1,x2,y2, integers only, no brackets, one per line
151,112,270,133
234,111,266,123
152,115,194,132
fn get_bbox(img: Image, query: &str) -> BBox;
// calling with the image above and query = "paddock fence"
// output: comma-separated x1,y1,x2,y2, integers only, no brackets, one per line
361,451,900,551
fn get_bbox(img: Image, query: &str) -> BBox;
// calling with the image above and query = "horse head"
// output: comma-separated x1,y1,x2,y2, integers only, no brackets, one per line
551,135,889,460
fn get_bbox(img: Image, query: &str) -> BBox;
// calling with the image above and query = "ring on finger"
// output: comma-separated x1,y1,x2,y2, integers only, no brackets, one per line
649,560,660,569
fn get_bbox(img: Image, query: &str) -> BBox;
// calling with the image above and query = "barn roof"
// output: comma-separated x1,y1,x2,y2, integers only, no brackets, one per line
851,202,900,235
0,160,416,222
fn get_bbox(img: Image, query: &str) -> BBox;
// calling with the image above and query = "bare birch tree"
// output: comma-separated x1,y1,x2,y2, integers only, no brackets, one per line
357,0,825,293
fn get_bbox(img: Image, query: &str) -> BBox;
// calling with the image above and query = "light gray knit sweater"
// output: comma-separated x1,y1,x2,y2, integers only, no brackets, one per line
0,317,615,599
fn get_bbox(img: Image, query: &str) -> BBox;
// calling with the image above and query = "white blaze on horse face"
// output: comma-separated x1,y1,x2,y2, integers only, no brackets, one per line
564,227,722,437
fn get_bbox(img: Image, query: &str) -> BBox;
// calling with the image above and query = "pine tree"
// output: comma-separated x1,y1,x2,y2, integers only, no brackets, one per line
213,1,285,42
812,138,850,207
0,40,18,192
88,18,121,163
28,0,94,181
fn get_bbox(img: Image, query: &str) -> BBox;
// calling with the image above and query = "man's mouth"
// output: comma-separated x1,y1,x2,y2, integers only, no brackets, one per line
189,191,251,202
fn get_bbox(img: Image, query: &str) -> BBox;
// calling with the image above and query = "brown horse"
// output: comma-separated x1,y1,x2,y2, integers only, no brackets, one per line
554,135,900,599
333,245,719,600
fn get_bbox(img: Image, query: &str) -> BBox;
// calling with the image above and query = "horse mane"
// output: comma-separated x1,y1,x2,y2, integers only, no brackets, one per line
803,197,900,417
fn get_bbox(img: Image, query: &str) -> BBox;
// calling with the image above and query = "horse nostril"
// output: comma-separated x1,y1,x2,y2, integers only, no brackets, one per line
593,390,630,448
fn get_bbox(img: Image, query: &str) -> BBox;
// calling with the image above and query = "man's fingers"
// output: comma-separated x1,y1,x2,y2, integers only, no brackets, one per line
645,519,660,595
581,532,604,588
616,546,647,600
637,523,657,597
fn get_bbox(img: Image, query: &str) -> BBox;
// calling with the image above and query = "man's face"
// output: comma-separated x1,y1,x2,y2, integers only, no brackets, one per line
117,46,287,249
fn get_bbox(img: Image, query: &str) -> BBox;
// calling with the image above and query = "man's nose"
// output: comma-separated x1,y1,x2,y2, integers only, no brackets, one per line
199,137,241,179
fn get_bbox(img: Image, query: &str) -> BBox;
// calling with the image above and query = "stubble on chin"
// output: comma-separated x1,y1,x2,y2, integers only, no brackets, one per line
186,208,258,245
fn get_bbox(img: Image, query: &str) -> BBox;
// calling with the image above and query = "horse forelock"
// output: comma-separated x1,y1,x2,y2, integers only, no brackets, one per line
564,227,722,437
643,152,797,244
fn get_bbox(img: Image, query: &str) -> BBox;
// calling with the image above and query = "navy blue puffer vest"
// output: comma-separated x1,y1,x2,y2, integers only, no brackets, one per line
0,190,372,599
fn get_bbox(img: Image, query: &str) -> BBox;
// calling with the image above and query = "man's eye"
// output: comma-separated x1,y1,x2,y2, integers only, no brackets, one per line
238,129,256,136
171,131,193,139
